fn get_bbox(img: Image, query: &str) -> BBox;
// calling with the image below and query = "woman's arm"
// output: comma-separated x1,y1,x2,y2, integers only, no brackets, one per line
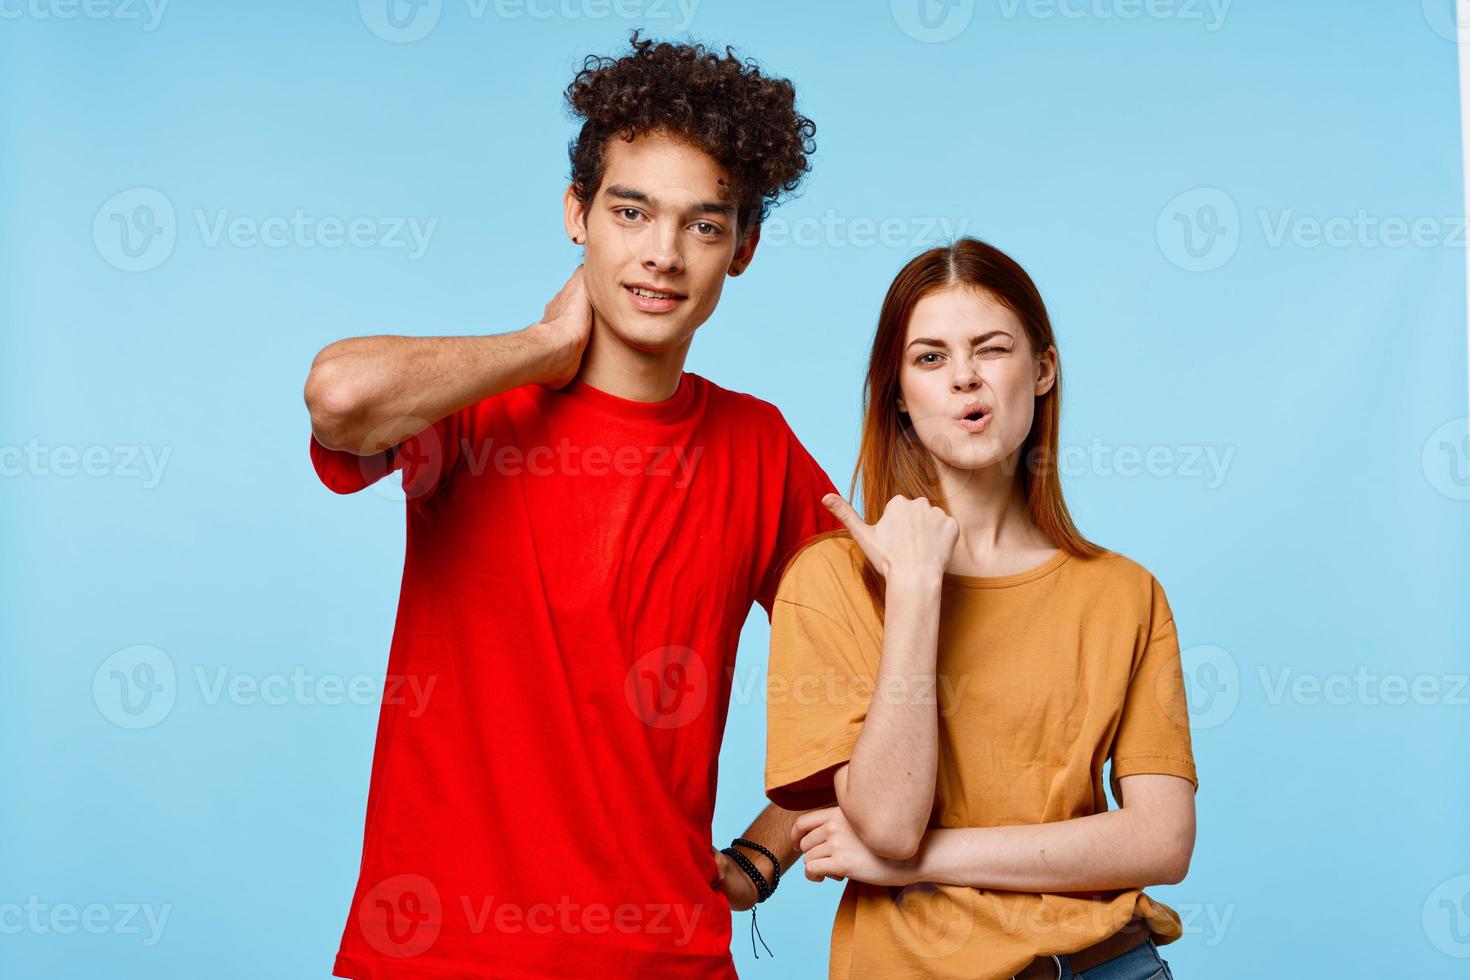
819,493,957,860
796,773,1195,890
832,575,944,859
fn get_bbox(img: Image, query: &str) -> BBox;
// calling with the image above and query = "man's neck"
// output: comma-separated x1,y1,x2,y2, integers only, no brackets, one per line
574,315,691,402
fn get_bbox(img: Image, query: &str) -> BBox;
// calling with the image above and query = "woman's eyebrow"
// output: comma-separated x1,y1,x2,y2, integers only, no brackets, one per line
906,331,1011,349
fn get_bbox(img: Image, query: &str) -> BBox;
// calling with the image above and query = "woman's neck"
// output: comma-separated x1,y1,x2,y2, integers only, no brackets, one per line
934,460,1057,576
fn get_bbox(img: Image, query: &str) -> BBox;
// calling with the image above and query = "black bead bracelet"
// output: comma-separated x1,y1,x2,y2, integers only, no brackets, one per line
719,838,782,958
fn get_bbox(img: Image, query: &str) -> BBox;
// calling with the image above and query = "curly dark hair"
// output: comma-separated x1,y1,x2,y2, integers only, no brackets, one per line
565,31,816,233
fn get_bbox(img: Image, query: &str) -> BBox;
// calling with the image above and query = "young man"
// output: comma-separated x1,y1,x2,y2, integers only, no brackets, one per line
304,33,838,979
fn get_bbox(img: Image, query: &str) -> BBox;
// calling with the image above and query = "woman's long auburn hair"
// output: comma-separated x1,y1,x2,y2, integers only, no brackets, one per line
814,237,1108,615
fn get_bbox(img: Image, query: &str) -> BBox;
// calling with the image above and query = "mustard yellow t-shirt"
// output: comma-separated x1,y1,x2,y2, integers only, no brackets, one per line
764,535,1198,980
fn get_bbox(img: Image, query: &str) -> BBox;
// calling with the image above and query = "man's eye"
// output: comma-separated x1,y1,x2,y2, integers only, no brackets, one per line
692,222,720,236
617,208,642,221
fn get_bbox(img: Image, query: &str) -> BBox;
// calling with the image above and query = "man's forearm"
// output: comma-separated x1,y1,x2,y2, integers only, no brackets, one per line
908,808,1182,892
734,802,804,877
304,325,567,454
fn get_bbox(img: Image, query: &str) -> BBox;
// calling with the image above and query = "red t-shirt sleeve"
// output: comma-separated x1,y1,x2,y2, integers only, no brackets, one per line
308,400,479,499
755,412,842,618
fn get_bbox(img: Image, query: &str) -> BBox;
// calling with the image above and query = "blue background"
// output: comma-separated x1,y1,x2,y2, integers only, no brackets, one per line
3,1,1469,977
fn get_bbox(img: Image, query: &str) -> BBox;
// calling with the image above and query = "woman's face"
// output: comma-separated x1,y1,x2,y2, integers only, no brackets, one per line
897,284,1057,479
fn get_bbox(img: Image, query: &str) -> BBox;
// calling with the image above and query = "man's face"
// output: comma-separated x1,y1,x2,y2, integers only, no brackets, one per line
564,130,759,355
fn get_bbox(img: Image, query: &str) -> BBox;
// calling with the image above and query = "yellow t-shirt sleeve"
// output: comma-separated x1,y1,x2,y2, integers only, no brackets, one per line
1110,607,1200,794
764,539,880,811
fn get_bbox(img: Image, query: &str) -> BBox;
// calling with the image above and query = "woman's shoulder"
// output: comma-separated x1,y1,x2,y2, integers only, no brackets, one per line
1066,547,1174,628
775,533,868,605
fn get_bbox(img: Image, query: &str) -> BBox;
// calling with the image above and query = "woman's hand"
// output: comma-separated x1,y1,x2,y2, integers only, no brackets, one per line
793,806,919,888
823,492,959,581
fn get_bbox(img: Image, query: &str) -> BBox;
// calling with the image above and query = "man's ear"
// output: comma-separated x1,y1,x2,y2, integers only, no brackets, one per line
727,223,761,277
563,184,588,245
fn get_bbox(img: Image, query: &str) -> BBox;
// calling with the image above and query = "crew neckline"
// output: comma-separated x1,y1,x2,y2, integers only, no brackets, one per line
943,548,1071,589
561,372,698,423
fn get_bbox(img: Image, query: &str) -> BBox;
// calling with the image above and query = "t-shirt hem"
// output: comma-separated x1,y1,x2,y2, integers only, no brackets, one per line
765,734,861,810
1112,755,1199,791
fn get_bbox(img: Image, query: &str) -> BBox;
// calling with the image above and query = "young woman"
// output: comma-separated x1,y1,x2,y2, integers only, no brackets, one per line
764,238,1198,980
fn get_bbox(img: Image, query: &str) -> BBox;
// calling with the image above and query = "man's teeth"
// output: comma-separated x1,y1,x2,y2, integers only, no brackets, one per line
630,287,678,299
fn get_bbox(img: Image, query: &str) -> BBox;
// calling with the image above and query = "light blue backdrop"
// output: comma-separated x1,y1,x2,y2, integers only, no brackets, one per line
3,1,1469,977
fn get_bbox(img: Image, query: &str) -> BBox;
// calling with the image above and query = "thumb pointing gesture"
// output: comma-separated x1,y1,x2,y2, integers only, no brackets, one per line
822,493,870,539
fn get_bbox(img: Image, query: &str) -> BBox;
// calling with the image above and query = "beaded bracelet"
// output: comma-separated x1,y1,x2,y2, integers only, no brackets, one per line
731,838,782,893
719,839,781,957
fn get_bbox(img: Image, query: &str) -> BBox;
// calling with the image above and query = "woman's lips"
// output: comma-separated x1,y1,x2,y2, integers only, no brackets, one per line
955,413,992,434
624,284,685,314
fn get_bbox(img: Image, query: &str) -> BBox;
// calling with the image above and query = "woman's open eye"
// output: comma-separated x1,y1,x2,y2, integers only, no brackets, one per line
917,352,944,366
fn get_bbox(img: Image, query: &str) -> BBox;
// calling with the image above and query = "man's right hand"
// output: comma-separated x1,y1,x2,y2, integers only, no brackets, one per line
531,265,593,389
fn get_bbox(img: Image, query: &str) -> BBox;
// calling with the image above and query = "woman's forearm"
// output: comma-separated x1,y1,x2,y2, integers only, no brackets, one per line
908,808,1186,892
837,574,944,859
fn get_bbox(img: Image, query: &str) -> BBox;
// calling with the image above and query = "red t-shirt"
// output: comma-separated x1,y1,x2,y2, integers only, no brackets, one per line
311,372,839,979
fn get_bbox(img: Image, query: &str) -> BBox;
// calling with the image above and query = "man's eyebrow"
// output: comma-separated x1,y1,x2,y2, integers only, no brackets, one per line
603,184,735,217
906,331,1012,349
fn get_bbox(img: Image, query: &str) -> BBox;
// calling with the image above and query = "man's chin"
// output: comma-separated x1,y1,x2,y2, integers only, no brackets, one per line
602,317,696,355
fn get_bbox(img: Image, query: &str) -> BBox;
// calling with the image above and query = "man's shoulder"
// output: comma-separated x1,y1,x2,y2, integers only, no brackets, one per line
688,372,793,434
